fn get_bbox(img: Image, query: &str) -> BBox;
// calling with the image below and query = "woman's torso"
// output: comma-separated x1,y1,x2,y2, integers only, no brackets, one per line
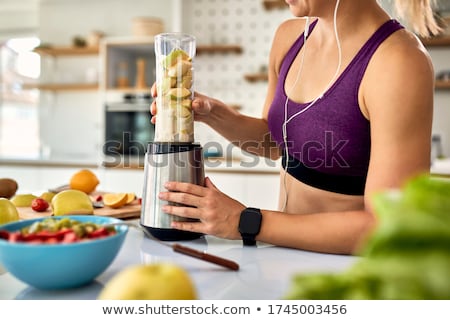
268,18,404,213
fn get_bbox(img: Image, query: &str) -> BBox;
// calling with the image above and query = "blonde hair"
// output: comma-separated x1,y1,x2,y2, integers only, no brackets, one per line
393,0,441,37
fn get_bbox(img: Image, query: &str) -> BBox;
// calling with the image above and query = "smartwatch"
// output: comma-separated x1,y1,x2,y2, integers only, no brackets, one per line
238,207,262,246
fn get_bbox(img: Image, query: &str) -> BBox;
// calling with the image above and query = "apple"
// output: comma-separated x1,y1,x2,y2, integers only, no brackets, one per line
10,194,37,207
51,189,94,215
0,198,20,225
98,263,197,300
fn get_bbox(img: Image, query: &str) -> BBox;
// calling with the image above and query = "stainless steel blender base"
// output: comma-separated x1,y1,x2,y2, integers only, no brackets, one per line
140,143,204,241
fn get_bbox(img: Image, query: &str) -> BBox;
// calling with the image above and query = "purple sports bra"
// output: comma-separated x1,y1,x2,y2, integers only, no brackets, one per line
267,19,404,194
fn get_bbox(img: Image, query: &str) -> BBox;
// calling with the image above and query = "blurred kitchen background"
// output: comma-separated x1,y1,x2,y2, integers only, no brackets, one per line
0,0,449,205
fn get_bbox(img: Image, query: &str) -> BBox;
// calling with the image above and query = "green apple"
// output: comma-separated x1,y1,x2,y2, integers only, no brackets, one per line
168,87,191,100
51,189,94,215
163,49,191,68
10,194,37,207
0,198,20,225
98,263,197,300
180,75,193,89
167,60,192,77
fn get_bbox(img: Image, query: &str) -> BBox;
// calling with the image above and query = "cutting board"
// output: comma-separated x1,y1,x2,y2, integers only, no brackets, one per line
17,193,142,220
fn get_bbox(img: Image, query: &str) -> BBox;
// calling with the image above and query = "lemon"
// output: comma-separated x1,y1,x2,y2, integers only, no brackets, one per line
98,263,197,300
103,193,128,209
0,198,20,225
69,169,99,194
51,189,94,215
10,194,37,207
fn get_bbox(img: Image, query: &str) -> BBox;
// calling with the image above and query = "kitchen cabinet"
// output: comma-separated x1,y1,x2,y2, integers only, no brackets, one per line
26,45,100,91
101,37,155,94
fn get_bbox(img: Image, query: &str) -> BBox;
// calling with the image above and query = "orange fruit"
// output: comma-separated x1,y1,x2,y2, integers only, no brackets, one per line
69,169,99,194
126,193,136,204
103,193,128,209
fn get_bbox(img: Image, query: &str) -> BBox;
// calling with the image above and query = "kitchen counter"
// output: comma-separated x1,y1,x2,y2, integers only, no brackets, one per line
0,155,281,174
3,154,450,176
0,222,358,300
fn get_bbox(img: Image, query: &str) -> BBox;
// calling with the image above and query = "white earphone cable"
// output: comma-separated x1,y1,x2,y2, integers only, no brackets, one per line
281,0,342,212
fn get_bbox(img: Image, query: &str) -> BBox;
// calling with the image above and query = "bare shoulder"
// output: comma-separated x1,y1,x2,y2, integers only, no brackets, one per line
363,27,434,117
368,28,434,85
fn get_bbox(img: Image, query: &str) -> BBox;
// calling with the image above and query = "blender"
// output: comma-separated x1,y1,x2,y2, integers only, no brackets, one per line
140,33,204,241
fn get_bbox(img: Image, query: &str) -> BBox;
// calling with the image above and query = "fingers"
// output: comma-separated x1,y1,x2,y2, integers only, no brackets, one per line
159,190,201,208
163,181,207,196
192,96,212,116
151,82,157,97
150,100,156,114
171,220,204,234
162,204,199,219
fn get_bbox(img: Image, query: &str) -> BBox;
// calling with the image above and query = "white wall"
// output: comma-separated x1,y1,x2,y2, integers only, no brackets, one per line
38,0,177,44
0,0,38,40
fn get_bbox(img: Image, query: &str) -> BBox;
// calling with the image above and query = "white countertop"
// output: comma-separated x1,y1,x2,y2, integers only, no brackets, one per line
0,223,358,300
431,158,450,176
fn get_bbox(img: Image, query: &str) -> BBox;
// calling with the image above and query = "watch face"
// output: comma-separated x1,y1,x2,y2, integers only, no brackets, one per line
239,208,262,234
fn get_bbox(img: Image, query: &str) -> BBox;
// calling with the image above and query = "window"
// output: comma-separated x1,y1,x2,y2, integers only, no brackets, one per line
0,37,41,158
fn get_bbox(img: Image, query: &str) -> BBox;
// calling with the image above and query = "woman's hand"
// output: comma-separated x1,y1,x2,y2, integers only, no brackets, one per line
150,82,214,124
158,177,245,240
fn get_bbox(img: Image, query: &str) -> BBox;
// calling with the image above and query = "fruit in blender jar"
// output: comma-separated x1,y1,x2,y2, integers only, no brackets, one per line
0,178,18,199
156,47,194,143
163,49,191,68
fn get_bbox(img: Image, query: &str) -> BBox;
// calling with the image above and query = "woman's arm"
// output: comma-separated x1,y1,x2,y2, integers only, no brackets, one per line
159,30,434,255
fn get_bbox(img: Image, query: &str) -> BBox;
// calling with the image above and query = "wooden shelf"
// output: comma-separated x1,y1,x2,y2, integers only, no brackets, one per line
262,0,287,10
106,87,152,93
244,73,268,82
23,83,99,91
420,35,450,47
197,44,243,54
435,79,450,89
33,46,99,56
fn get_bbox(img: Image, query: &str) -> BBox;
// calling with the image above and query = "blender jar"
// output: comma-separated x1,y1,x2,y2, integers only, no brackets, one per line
154,33,195,143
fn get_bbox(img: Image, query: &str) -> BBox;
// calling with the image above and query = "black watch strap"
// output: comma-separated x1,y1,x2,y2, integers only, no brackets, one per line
238,207,262,246
242,237,257,246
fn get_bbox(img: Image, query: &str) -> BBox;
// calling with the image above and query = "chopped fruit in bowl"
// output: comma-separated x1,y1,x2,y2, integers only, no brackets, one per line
0,216,128,290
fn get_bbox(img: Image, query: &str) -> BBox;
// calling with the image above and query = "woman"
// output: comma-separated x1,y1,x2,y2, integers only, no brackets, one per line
151,0,438,254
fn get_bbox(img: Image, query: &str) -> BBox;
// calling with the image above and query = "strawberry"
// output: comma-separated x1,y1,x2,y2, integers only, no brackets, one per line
31,198,49,212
